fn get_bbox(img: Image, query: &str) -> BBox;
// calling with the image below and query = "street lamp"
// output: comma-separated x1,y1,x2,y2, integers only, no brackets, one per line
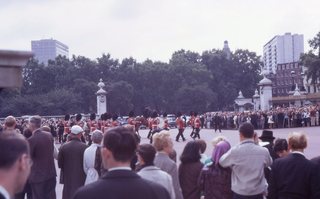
300,72,306,91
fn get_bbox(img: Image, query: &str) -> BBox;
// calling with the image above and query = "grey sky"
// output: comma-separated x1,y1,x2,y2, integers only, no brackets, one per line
1,0,319,62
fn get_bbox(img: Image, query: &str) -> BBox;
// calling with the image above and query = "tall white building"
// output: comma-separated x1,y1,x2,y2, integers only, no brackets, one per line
31,39,69,64
263,33,304,74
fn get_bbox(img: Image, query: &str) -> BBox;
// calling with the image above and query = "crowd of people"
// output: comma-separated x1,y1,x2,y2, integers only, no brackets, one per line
1,113,320,199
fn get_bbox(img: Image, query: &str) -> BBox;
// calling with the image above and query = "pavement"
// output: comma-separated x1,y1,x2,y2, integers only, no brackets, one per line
55,126,320,198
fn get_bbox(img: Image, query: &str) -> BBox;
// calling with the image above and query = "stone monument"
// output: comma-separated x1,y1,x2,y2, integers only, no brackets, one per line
0,50,33,89
252,89,260,111
96,79,107,116
258,73,273,111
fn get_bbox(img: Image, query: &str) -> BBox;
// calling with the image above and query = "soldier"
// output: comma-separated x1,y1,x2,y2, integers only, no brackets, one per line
193,112,201,139
188,111,195,138
162,112,169,131
149,111,160,144
175,112,186,142
63,114,71,143
111,114,119,127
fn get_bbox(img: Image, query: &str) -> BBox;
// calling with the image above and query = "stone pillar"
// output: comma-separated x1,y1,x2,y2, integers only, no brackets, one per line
96,79,107,116
0,50,33,89
259,76,273,111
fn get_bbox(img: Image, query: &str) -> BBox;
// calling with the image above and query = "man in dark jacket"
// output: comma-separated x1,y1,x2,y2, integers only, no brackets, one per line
269,132,320,199
73,127,170,199
58,125,87,199
28,116,56,199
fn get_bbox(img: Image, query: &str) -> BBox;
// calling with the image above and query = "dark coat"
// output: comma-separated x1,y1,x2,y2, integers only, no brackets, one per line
269,153,320,199
58,138,87,199
28,129,56,183
179,161,203,199
72,170,171,199
198,163,232,199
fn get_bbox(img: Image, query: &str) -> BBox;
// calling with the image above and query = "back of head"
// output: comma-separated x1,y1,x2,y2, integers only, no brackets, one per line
104,127,137,162
91,130,103,144
29,116,42,130
212,140,231,165
153,131,171,152
288,132,307,151
0,133,30,169
180,141,201,164
239,123,254,138
5,116,16,128
137,144,156,166
196,139,207,154
273,138,288,153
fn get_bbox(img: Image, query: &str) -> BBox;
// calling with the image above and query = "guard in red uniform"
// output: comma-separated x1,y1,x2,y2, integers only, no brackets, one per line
175,112,186,142
193,112,201,139
162,112,169,131
150,111,160,143
188,111,195,138
111,114,119,127
63,114,71,142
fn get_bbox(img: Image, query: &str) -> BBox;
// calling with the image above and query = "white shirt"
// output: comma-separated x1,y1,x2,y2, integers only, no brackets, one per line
108,167,131,172
83,143,99,174
0,185,10,199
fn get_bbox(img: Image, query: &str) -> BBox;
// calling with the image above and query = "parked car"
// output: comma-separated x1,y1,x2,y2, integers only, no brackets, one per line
167,114,176,128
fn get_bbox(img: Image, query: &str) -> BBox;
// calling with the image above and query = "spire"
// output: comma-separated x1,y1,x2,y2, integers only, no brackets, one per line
223,40,231,59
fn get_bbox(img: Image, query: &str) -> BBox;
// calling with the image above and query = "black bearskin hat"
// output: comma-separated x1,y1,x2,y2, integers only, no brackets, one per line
90,113,96,120
112,114,118,121
76,114,82,122
64,114,70,121
163,112,167,117
129,111,135,117
151,111,158,118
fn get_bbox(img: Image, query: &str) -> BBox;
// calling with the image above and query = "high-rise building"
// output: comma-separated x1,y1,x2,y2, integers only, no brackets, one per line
263,33,304,74
223,40,231,59
31,39,69,64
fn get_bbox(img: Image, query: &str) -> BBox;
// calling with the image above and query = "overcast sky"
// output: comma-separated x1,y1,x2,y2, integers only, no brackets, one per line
1,0,319,62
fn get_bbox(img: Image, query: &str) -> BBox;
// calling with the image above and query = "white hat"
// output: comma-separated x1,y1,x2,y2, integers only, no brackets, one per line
71,125,84,135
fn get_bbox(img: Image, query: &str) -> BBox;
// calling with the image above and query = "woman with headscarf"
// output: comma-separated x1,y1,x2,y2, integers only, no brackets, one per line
198,140,232,199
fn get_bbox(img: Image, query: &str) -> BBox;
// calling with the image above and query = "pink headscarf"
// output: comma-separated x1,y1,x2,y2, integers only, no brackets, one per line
211,140,231,165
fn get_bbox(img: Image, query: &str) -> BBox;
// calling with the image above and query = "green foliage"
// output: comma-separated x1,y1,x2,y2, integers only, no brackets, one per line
0,48,263,117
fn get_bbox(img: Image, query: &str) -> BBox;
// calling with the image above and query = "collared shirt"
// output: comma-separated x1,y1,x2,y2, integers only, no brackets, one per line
108,166,131,172
0,185,10,199
219,139,273,196
291,151,305,157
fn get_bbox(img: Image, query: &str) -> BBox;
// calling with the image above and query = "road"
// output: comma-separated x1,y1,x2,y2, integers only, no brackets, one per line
55,126,320,198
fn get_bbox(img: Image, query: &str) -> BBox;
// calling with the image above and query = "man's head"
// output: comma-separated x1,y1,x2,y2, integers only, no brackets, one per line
273,138,289,158
0,133,31,196
4,116,16,130
288,132,307,152
152,131,173,154
70,125,84,139
91,130,103,144
137,144,156,166
239,123,255,141
29,116,42,132
102,127,137,169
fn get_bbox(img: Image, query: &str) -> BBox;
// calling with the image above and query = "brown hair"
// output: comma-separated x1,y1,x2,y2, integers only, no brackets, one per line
288,132,307,150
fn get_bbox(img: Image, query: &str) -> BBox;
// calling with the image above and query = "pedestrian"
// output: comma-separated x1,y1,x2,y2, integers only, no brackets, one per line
73,127,170,199
179,141,203,199
137,144,175,199
219,123,272,199
27,116,56,199
58,125,87,199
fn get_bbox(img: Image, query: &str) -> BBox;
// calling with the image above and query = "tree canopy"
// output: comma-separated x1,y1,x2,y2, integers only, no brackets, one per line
0,48,262,117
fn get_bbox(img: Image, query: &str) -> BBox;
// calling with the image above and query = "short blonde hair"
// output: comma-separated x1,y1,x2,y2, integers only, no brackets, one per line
211,136,227,147
153,131,171,151
4,116,16,128
288,132,307,150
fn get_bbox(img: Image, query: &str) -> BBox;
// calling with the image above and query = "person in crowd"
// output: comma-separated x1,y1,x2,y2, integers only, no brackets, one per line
196,139,209,164
219,123,272,199
58,125,88,199
2,116,20,134
137,144,175,199
73,127,170,199
269,132,320,199
27,116,56,199
273,138,289,158
198,140,232,199
259,130,277,160
214,113,222,133
175,112,186,142
153,131,183,199
0,133,31,199
83,130,103,185
178,141,203,199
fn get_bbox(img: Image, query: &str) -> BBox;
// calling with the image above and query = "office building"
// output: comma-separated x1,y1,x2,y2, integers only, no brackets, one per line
31,39,69,64
263,33,304,74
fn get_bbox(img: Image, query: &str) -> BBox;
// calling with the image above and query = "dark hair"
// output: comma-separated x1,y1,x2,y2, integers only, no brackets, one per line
137,144,156,166
0,133,30,169
196,139,207,153
180,141,201,164
239,123,254,138
273,138,288,153
104,127,137,162
23,128,33,139
30,116,41,128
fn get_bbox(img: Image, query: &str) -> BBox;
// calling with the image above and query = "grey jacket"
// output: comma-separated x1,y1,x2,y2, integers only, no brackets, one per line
154,152,183,199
